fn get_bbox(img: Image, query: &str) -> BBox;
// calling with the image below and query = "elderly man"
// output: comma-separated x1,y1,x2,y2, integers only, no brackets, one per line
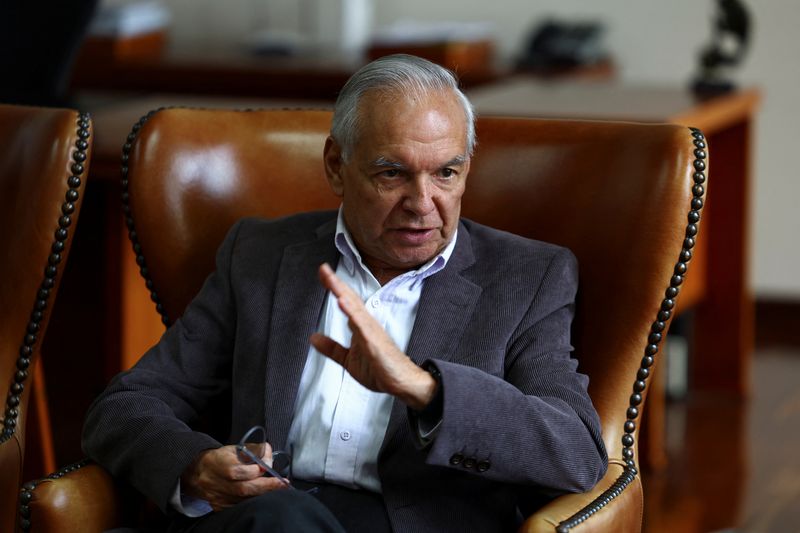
83,54,607,533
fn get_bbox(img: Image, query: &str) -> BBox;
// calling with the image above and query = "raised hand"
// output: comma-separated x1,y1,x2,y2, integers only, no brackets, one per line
310,263,437,411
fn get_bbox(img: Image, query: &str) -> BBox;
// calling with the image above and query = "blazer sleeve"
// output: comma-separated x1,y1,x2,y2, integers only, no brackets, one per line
420,247,608,494
81,220,245,512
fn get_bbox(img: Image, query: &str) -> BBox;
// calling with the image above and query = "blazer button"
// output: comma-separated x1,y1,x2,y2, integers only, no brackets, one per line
449,453,464,466
463,457,476,469
477,460,491,472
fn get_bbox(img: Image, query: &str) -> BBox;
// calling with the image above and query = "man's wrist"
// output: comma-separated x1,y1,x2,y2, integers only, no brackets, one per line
171,477,213,517
400,364,438,411
409,362,444,446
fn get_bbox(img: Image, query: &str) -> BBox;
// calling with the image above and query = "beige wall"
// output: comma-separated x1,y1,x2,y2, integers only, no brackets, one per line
159,0,800,298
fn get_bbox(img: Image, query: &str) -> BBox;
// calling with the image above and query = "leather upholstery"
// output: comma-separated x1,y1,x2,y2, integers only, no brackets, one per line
23,461,131,533
25,108,706,532
522,461,643,533
0,104,91,532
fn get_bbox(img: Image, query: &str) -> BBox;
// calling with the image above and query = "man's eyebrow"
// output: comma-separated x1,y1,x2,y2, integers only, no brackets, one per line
442,155,469,167
370,156,407,169
369,155,469,169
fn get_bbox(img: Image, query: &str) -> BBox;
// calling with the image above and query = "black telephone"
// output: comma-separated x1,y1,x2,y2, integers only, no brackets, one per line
517,20,607,70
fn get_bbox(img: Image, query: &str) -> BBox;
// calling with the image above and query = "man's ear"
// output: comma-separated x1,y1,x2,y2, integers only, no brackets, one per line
323,137,344,197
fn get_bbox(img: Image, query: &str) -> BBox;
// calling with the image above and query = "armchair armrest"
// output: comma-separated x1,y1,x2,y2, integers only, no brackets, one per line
20,460,128,533
519,460,643,533
19,460,642,532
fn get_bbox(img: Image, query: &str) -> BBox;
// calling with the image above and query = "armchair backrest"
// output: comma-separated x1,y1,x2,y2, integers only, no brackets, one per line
123,108,705,527
0,104,91,532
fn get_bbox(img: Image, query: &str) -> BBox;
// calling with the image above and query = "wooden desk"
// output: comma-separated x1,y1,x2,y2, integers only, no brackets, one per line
40,82,758,465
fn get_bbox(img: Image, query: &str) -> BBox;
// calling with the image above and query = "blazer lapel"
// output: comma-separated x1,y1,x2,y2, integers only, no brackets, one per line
383,224,483,449
264,218,338,449
406,228,481,366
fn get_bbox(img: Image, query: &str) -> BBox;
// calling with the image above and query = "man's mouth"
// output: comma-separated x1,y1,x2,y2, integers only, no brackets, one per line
391,227,436,245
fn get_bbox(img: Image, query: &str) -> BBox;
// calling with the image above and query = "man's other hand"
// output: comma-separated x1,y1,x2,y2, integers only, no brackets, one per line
181,445,287,511
310,263,437,411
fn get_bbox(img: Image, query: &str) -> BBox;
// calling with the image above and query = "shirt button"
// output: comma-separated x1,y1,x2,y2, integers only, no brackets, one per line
370,299,380,308
340,431,351,441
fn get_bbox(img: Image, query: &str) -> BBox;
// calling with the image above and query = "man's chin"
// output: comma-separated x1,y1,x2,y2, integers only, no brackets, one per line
389,246,444,269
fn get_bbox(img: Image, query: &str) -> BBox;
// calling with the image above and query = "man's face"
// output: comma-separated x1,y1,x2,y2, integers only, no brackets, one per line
324,89,470,282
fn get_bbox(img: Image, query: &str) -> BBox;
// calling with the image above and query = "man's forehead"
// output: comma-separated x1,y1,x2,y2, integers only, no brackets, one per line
360,85,454,107
357,88,464,127
352,91,469,159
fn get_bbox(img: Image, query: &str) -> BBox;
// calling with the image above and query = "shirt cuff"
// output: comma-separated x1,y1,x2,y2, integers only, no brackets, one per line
409,362,444,447
170,478,213,517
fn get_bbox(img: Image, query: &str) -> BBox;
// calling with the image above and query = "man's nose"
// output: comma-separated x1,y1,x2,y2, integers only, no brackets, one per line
402,176,436,216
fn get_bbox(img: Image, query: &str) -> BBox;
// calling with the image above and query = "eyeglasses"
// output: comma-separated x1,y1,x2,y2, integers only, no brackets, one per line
236,425,294,489
236,425,317,493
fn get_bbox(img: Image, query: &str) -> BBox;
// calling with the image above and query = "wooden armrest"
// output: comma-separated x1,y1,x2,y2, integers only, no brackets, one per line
20,460,128,533
519,460,643,533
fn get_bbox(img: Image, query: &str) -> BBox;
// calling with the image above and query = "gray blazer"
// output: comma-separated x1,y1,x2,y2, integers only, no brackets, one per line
83,211,607,533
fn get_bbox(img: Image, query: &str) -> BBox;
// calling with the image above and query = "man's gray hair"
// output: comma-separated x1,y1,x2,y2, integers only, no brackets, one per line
330,54,476,161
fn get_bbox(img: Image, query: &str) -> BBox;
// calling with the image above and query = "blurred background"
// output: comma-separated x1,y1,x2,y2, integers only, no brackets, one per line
4,1,799,532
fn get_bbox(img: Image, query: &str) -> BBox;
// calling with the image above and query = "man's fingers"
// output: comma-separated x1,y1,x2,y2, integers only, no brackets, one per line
228,462,266,481
209,474,290,510
318,263,347,296
250,475,291,492
318,263,371,325
319,264,357,308
310,332,349,366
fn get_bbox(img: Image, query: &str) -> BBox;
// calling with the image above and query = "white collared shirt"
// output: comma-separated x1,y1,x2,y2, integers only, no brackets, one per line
286,208,456,492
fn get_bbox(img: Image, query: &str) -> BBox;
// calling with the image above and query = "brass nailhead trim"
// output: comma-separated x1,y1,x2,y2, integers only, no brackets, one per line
2,112,91,443
556,127,707,532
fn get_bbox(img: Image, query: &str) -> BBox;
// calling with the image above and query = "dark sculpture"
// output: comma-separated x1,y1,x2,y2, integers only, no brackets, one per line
692,0,751,95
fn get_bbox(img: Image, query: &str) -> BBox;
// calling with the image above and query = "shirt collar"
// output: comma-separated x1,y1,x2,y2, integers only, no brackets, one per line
334,206,457,283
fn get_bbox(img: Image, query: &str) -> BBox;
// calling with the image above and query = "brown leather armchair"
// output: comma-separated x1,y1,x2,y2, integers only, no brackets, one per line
22,108,708,532
0,104,92,533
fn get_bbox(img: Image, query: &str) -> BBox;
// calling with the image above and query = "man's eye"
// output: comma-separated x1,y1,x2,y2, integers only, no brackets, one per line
440,168,455,178
381,169,400,178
